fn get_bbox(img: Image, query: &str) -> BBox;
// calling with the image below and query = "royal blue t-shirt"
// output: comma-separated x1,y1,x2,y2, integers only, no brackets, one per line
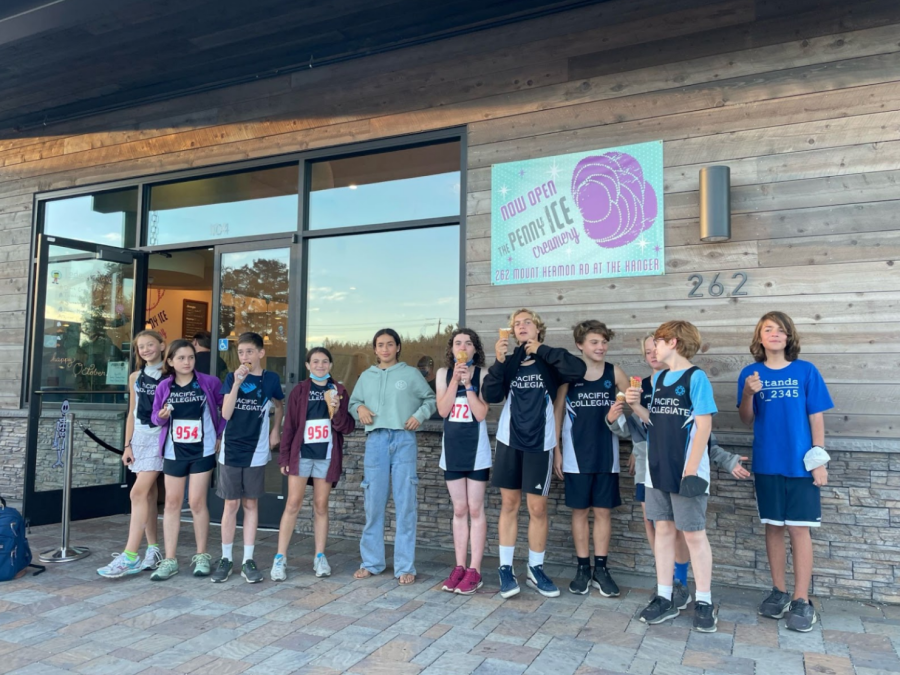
220,370,284,467
736,360,833,477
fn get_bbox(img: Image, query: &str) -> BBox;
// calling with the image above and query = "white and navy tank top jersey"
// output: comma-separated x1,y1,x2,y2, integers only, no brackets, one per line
300,382,333,461
164,376,216,460
133,363,162,431
496,361,556,453
646,367,710,493
221,371,281,468
440,367,491,472
561,362,619,474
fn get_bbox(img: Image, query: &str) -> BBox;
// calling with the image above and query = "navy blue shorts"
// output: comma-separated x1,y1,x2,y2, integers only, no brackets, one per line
635,483,646,503
754,473,821,527
564,472,621,510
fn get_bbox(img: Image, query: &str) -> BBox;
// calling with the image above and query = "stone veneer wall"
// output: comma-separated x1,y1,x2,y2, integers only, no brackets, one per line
292,425,900,603
2,412,896,602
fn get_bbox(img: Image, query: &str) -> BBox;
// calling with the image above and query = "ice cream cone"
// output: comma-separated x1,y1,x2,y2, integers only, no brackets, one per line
327,387,340,419
630,376,642,389
499,328,510,339
456,351,468,364
616,392,627,403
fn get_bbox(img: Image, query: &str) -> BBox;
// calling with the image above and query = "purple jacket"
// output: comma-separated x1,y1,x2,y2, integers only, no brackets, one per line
280,377,355,484
151,372,226,455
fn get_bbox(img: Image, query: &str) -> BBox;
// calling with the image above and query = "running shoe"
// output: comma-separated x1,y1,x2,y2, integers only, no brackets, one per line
271,555,287,582
97,552,142,579
639,595,679,624
568,563,591,595
441,565,466,592
313,553,332,578
210,558,233,583
192,552,212,577
673,580,692,610
498,565,520,599
242,559,264,584
693,601,718,632
455,568,483,595
141,546,163,571
785,599,817,632
592,565,620,597
758,587,792,619
150,558,179,581
526,565,560,598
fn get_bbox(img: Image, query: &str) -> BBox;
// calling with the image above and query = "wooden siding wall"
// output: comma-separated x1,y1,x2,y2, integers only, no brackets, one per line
0,0,899,447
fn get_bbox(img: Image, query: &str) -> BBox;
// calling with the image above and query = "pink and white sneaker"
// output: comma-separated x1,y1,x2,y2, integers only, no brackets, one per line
441,565,466,592
455,568,483,595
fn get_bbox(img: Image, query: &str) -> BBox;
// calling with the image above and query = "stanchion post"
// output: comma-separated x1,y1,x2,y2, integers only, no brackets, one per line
40,411,90,563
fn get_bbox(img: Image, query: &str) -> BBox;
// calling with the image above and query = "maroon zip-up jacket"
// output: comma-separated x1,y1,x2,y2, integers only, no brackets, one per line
280,378,355,484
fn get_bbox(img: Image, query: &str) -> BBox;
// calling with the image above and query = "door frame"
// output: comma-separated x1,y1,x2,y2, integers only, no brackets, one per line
206,236,301,528
24,234,146,526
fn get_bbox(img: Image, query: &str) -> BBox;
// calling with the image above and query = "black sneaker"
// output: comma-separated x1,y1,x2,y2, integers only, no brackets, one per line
785,598,817,632
592,565,620,597
568,564,591,595
758,587,792,619
693,601,718,632
242,559,264,584
639,595,679,624
210,558,233,583
673,580,691,610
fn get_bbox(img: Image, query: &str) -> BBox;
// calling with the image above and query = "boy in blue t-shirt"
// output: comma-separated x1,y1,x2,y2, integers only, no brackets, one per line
626,320,718,633
738,312,833,633
212,332,284,584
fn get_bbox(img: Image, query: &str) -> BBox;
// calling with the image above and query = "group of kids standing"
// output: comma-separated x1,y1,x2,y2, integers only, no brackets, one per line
97,308,833,635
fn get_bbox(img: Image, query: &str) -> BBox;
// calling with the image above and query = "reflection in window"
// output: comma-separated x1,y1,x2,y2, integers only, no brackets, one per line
147,165,299,245
306,226,460,393
39,246,134,393
219,248,290,386
44,188,138,248
309,142,460,230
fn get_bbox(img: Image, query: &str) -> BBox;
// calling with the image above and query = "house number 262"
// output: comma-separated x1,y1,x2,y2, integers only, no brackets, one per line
687,272,749,297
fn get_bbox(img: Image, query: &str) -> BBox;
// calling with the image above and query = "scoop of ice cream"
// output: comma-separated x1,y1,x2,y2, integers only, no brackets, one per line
571,152,658,249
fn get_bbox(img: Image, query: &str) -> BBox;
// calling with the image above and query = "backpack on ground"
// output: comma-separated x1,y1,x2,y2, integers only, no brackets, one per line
0,496,46,581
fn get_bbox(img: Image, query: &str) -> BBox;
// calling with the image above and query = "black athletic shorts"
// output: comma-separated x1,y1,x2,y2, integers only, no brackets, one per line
564,472,621,510
490,441,553,496
163,454,216,478
755,473,821,527
444,468,490,482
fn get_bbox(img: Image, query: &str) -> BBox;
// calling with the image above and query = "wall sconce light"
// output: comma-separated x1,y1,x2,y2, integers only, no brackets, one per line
699,166,731,243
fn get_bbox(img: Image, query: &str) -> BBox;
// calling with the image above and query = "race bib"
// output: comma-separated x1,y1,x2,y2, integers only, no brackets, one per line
172,419,202,443
448,397,473,423
305,419,331,443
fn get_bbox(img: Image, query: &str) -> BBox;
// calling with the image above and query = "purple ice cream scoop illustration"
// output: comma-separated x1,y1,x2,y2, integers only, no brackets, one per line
571,152,658,248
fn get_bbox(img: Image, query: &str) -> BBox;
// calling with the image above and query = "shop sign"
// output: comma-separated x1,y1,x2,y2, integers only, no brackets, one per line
491,140,664,285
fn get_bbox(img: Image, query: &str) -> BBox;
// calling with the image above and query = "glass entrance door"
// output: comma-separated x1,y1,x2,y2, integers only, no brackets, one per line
25,235,144,526
207,241,295,528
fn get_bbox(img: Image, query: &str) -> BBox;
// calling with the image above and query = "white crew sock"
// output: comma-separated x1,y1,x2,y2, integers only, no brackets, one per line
695,590,712,605
243,545,255,563
528,550,545,568
499,545,515,568
657,584,673,601
221,543,233,561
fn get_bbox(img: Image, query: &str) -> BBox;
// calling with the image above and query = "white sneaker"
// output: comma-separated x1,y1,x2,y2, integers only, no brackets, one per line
271,555,287,582
97,552,142,578
141,546,163,571
313,553,331,578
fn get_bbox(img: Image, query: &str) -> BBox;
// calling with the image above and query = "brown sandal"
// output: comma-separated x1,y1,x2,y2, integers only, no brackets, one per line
398,573,416,585
354,568,377,580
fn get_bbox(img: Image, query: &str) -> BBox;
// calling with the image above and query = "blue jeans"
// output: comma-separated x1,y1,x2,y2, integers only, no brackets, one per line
359,429,419,576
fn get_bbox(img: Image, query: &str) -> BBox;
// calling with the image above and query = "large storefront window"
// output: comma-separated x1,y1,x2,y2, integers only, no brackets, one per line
306,226,460,393
44,188,138,248
309,141,460,230
147,164,299,245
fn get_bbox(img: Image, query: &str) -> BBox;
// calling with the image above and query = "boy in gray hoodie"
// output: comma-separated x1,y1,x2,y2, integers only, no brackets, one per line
349,328,436,585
